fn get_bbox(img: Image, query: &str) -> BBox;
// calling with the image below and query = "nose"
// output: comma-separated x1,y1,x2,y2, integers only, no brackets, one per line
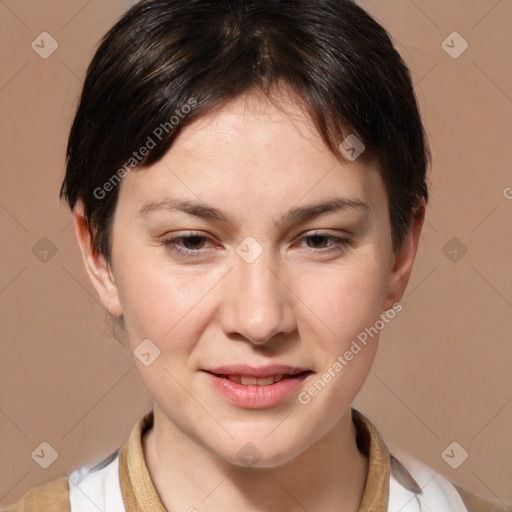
218,244,296,346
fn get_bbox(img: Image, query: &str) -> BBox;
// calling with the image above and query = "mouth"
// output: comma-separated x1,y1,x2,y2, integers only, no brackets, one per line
202,366,313,408
208,371,312,386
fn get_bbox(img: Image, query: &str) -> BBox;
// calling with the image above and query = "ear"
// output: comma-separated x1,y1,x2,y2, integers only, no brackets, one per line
73,202,123,317
382,199,426,310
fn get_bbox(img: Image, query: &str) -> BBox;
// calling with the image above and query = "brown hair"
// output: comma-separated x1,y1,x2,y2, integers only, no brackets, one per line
60,0,430,267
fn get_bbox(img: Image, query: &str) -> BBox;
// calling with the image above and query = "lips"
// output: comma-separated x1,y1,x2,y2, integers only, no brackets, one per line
219,373,307,386
203,366,313,408
203,364,311,387
205,364,309,377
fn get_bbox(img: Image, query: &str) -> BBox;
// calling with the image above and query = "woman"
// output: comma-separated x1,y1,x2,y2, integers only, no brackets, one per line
6,0,510,510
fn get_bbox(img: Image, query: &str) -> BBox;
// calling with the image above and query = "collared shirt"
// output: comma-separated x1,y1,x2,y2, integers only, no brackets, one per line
118,407,392,511
4,408,510,511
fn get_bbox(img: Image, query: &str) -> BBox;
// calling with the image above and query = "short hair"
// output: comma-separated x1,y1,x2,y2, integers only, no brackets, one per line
60,0,430,266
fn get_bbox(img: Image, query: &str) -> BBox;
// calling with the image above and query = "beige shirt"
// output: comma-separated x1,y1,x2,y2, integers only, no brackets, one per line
4,408,510,511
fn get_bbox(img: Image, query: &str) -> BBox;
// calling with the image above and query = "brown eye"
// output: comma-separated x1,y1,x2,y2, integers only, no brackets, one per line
299,232,351,254
160,233,213,258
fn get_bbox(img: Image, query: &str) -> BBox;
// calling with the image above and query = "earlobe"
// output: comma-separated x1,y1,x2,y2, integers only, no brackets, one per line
382,199,426,311
73,202,123,317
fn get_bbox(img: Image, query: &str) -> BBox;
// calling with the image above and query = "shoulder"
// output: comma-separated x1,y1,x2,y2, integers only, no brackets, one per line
452,483,512,512
3,475,70,512
389,451,511,512
3,448,124,512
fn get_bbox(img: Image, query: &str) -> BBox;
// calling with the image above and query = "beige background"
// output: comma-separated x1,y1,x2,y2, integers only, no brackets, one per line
1,0,511,508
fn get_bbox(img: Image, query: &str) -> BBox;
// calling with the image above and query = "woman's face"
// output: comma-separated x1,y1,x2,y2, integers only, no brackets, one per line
78,90,421,467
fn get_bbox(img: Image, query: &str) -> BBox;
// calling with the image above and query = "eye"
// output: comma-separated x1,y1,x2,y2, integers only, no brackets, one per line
298,232,352,254
159,231,352,259
160,232,214,258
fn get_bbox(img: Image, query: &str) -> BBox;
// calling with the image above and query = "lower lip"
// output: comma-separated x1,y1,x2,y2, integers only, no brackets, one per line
203,371,311,409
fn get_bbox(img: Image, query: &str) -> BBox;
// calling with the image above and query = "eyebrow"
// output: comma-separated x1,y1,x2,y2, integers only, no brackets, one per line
138,196,370,226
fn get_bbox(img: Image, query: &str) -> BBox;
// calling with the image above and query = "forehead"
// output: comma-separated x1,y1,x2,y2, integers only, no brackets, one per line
116,90,386,218
169,90,335,172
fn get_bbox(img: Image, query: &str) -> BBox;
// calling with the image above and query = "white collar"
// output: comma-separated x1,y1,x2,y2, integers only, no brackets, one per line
68,448,469,511
388,451,469,511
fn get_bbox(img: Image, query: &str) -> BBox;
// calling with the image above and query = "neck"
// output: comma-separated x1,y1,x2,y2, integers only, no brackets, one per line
143,405,368,512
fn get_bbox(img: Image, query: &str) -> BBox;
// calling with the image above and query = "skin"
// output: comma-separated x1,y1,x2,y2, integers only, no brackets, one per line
74,88,425,512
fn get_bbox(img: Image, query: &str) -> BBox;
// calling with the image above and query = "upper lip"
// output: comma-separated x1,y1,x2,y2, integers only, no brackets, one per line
203,364,311,378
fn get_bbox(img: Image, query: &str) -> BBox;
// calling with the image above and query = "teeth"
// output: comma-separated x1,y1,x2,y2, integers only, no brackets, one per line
226,374,285,385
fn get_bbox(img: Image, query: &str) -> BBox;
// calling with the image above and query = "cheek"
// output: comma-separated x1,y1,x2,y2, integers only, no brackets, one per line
296,257,388,343
115,259,224,346
295,264,386,413
115,265,217,402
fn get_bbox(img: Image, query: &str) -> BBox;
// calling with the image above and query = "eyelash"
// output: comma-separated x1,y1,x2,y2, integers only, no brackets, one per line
159,231,352,258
